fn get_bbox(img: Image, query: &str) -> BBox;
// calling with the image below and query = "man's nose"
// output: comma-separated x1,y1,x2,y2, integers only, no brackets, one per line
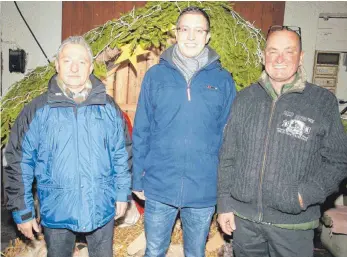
71,62,79,72
275,53,285,63
187,29,196,40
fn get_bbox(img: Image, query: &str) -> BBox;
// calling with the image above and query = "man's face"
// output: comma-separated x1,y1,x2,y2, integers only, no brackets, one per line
55,44,93,91
264,30,304,85
175,13,211,58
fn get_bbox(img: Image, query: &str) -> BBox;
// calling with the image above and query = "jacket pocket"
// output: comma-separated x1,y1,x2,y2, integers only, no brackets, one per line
100,177,117,208
266,182,302,214
198,86,223,117
37,186,76,224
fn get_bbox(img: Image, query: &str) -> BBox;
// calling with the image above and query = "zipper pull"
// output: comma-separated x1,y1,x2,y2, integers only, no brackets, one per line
187,87,191,101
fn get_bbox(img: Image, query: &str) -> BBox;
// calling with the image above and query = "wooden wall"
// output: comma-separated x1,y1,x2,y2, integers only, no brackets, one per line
62,1,146,40
62,1,285,39
231,1,285,34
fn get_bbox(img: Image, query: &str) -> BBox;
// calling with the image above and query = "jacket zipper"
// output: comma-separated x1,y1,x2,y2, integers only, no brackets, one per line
74,105,83,229
187,83,191,101
257,99,277,222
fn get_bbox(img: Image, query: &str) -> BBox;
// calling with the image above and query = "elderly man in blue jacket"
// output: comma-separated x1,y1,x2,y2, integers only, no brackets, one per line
132,6,236,257
4,36,132,257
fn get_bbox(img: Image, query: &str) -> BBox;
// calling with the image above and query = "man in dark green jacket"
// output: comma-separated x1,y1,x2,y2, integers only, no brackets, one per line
217,25,347,257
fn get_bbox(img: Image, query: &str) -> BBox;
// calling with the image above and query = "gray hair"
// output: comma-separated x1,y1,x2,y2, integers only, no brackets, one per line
56,36,93,62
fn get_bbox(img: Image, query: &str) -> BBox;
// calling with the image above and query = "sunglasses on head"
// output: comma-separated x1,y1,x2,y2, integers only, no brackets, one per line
267,25,301,37
267,25,302,49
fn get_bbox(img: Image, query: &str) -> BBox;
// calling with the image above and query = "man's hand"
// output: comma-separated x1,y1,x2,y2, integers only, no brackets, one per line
217,212,236,235
133,190,145,201
298,192,304,208
17,219,40,240
115,202,128,220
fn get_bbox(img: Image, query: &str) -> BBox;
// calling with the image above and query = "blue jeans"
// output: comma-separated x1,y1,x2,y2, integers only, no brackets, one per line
43,219,114,257
144,198,215,257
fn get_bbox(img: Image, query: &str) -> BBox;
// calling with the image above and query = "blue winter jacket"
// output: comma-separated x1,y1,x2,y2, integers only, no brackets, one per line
132,45,236,208
4,74,132,232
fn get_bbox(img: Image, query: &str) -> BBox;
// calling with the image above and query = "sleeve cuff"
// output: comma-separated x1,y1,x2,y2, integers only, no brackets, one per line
116,191,132,202
12,208,35,224
217,196,234,214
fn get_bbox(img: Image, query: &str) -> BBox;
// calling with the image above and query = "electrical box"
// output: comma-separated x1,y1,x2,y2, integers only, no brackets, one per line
9,49,26,73
312,51,340,93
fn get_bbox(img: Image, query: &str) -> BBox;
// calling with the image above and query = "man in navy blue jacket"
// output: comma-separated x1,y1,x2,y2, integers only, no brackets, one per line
132,6,236,257
4,36,132,257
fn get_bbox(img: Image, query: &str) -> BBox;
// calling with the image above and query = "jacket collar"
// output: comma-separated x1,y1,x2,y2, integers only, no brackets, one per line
160,44,221,71
258,66,308,96
47,74,106,107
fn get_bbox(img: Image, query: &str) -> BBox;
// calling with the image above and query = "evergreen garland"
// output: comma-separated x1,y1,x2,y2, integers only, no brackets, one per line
1,1,266,147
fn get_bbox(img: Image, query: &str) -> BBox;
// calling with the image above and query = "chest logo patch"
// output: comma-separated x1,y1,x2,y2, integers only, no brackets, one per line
277,111,314,141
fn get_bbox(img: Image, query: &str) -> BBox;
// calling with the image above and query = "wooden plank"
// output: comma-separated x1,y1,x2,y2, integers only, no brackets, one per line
231,1,284,34
119,103,137,112
114,1,125,17
136,55,147,104
134,1,147,9
70,1,84,36
62,2,73,41
102,1,116,23
272,2,285,27
127,65,138,104
146,48,161,69
261,2,273,35
62,2,148,38
114,62,129,104
63,1,285,39
102,73,115,97
83,1,94,36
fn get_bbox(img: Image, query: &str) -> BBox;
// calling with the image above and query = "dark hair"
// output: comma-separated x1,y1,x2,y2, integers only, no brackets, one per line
176,6,210,31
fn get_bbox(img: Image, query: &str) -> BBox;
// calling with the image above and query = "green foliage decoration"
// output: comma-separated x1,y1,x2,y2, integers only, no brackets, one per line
1,1,265,148
342,119,347,133
1,65,56,147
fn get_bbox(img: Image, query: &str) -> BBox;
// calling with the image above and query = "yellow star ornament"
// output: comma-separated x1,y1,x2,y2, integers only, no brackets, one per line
115,44,150,71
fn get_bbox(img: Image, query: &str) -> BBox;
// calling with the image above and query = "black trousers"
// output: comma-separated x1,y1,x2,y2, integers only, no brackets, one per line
233,216,314,257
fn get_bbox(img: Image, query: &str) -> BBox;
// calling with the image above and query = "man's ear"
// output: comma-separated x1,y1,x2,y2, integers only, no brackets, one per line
175,29,178,41
205,32,211,44
89,63,94,74
299,51,304,66
55,59,59,73
261,51,265,65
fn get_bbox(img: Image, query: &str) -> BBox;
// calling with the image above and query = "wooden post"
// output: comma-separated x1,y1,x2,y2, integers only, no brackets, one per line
114,62,129,104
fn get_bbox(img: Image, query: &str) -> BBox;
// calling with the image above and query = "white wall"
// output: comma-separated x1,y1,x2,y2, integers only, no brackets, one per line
285,2,347,206
0,1,62,96
284,1,347,103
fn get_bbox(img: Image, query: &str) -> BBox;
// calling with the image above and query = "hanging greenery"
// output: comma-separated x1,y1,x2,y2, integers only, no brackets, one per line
1,1,265,148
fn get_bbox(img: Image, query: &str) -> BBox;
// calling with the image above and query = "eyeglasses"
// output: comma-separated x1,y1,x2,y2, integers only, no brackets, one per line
176,26,209,37
267,25,302,49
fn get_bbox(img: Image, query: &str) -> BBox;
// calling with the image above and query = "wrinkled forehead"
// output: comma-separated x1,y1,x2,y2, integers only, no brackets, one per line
58,43,91,60
266,30,301,50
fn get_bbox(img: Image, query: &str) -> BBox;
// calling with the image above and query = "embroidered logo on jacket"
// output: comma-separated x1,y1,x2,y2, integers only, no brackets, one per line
277,111,314,141
207,85,218,90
